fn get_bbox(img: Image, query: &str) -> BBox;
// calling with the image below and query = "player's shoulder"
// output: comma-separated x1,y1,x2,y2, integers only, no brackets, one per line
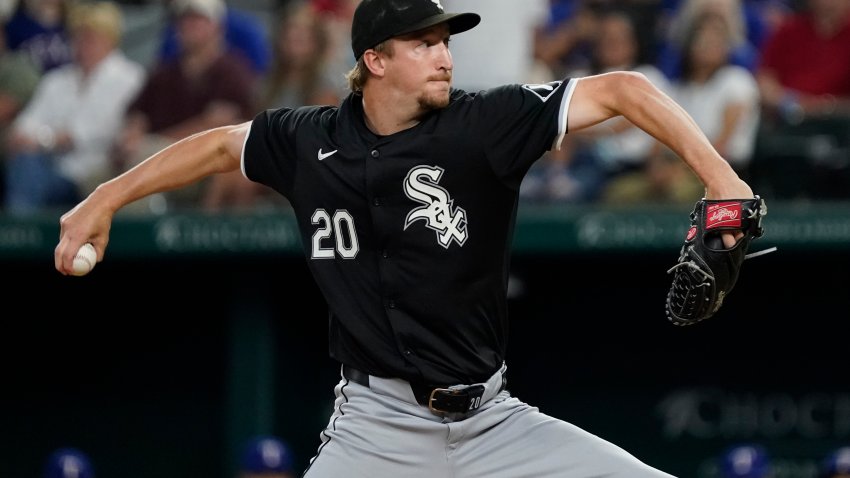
451,80,571,110
250,104,339,143
262,104,339,125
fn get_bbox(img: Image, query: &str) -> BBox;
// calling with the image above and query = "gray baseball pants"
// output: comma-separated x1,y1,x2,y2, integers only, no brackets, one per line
302,363,676,477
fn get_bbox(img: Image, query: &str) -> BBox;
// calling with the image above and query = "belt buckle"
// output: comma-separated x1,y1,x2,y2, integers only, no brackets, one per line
428,388,454,414
428,385,485,414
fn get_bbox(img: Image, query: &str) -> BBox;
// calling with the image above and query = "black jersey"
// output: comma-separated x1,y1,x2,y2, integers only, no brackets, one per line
243,79,577,385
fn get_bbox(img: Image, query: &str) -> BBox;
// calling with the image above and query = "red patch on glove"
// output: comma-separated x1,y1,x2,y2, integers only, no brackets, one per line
705,202,742,230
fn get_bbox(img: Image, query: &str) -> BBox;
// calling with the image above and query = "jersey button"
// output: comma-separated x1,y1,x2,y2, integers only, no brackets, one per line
371,149,379,158
372,197,382,206
381,249,389,259
387,300,396,309
404,349,412,356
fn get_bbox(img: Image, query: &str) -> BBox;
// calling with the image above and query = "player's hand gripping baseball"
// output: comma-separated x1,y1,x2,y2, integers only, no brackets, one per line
55,193,114,275
704,176,755,249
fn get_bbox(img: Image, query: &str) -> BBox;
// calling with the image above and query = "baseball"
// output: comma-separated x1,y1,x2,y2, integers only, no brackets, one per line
72,243,97,276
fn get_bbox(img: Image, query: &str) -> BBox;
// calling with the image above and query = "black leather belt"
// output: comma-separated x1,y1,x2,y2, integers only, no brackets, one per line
342,364,505,414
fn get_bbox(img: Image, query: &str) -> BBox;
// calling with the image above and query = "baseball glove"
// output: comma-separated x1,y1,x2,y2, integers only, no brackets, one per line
665,196,769,326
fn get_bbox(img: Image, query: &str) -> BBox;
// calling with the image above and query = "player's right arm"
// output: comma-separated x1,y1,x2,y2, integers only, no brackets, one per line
54,121,252,275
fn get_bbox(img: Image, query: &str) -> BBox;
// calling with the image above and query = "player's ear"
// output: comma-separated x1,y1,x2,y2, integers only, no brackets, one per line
362,49,386,77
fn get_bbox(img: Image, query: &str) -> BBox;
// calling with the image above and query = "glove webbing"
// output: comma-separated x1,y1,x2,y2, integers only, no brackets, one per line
666,249,717,326
666,244,777,326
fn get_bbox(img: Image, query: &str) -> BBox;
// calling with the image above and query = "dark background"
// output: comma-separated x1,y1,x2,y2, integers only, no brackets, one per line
2,245,847,478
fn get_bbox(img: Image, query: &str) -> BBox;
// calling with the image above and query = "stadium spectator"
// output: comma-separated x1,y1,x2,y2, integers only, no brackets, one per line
660,0,787,49
43,447,95,478
747,0,793,43
671,12,760,174
536,0,662,81
755,0,850,123
256,0,341,110
656,0,761,79
719,443,772,478
0,16,41,208
3,1,144,215
747,0,850,200
203,0,341,212
157,0,270,77
309,0,358,100
0,18,39,130
534,0,602,80
3,0,72,72
820,446,850,478
238,435,296,478
114,0,256,213
524,7,670,203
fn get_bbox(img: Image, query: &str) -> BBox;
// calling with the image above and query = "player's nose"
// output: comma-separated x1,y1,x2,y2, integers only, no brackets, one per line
435,42,452,71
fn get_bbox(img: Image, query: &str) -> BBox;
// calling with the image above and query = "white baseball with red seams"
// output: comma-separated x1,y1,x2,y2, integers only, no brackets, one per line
72,243,97,276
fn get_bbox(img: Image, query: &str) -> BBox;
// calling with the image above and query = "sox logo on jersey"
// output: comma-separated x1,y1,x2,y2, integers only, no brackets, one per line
403,165,468,249
521,81,562,102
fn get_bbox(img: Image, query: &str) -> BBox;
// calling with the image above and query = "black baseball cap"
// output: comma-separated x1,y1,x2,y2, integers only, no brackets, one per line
351,0,481,60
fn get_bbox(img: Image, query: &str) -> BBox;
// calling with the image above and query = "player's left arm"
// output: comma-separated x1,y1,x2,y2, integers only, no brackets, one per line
566,71,753,247
567,71,753,201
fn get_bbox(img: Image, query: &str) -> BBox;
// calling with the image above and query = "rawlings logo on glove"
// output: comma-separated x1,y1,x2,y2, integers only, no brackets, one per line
665,196,774,326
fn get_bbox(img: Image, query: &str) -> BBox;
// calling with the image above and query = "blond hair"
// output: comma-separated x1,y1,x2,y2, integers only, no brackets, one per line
345,40,393,94
67,1,123,45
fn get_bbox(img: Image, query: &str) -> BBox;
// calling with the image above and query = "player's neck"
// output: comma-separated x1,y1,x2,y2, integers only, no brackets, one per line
360,89,422,136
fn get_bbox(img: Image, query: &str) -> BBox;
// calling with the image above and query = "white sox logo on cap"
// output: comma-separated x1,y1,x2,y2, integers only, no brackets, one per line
431,0,443,10
403,165,468,249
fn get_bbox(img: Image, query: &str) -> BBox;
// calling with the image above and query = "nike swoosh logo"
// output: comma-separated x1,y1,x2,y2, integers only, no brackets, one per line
317,149,338,161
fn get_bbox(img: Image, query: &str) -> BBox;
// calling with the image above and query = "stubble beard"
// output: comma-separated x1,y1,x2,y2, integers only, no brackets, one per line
417,89,451,111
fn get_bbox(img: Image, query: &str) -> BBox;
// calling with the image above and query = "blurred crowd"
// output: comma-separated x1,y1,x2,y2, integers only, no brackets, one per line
36,441,850,478
41,435,298,478
709,443,850,478
1,0,849,217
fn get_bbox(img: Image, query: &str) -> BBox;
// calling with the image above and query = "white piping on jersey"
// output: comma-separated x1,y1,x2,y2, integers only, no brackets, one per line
552,78,578,152
240,120,254,180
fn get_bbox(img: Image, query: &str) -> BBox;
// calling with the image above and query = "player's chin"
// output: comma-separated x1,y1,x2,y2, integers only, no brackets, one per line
419,88,451,110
